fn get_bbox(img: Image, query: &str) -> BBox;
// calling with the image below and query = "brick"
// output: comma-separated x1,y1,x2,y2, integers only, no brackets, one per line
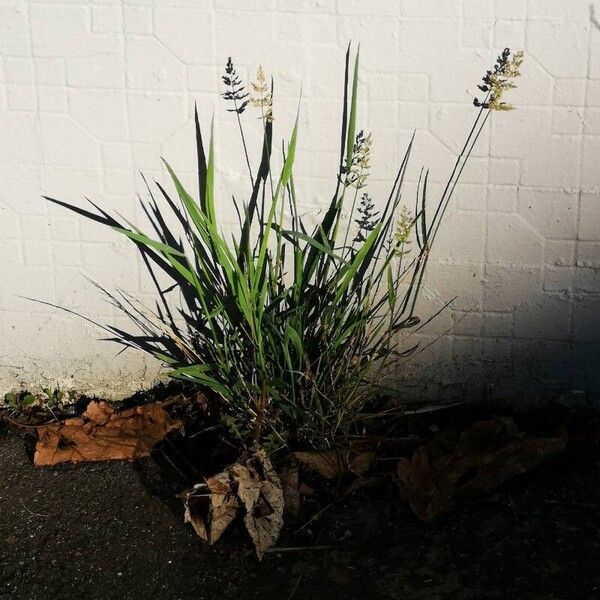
127,92,186,143
188,65,218,93
486,213,543,266
397,73,429,102
584,107,600,135
579,193,600,240
483,267,542,312
434,210,486,264
92,6,122,33
39,114,101,168
31,5,120,58
125,38,186,90
462,20,492,49
425,263,484,310
0,113,41,164
0,4,29,56
493,20,525,47
38,86,69,112
7,85,37,111
455,184,487,211
69,88,129,142
154,8,213,65
573,267,600,293
543,267,574,292
577,242,600,267
494,0,526,19
487,186,517,212
573,297,600,342
102,144,133,168
528,0,590,20
123,6,153,33
452,311,483,336
554,78,586,106
339,16,400,72
5,58,35,84
402,0,460,18
545,240,577,267
483,312,513,337
35,58,66,85
68,55,125,88
488,159,518,185
581,136,600,188
518,188,578,240
553,106,584,134
527,21,589,78
24,241,53,266
463,0,493,20
513,293,572,341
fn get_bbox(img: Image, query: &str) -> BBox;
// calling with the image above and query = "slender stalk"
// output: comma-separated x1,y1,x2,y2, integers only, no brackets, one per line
230,88,254,187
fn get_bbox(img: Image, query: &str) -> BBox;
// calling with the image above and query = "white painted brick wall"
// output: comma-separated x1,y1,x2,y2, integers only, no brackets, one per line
1,0,599,400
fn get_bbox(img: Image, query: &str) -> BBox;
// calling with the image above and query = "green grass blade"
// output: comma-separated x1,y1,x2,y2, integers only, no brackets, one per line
205,116,216,224
333,223,380,304
344,47,360,174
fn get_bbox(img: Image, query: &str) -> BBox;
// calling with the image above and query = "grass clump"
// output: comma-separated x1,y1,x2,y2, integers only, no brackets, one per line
47,46,522,451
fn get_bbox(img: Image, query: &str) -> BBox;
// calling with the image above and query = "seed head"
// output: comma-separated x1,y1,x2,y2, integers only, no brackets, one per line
354,192,379,243
221,57,250,114
473,48,524,111
393,205,413,256
345,130,372,189
250,65,273,122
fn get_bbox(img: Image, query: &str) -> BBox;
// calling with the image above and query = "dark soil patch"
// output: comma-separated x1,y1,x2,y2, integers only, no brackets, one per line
2,413,600,600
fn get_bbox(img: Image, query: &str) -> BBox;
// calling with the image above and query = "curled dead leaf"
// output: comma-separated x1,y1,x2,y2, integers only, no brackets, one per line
233,449,284,559
349,450,376,475
293,450,347,479
293,447,376,479
183,472,240,544
183,448,284,559
397,417,567,522
34,401,181,466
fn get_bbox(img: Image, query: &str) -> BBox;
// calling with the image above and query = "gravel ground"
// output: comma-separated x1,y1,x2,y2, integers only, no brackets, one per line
1,423,600,600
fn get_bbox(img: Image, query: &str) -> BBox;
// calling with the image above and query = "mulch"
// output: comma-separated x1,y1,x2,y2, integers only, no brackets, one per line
2,402,600,600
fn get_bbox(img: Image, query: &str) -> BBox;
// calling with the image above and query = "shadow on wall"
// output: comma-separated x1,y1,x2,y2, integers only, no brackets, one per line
394,257,600,406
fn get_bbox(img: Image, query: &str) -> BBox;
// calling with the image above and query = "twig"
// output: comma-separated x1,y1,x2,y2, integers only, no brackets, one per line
19,499,49,518
265,544,336,554
163,437,200,476
287,529,326,600
159,447,190,483
404,400,467,415
293,501,335,535
189,424,221,438
544,499,600,509
0,414,53,430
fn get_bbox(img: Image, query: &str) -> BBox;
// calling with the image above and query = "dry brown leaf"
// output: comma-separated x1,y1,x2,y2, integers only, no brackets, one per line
183,449,284,559
293,449,348,479
207,473,241,543
397,417,567,522
183,472,240,544
460,436,567,493
293,447,376,479
34,401,181,466
349,450,376,475
83,401,112,425
183,487,209,541
233,449,284,559
397,447,468,521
